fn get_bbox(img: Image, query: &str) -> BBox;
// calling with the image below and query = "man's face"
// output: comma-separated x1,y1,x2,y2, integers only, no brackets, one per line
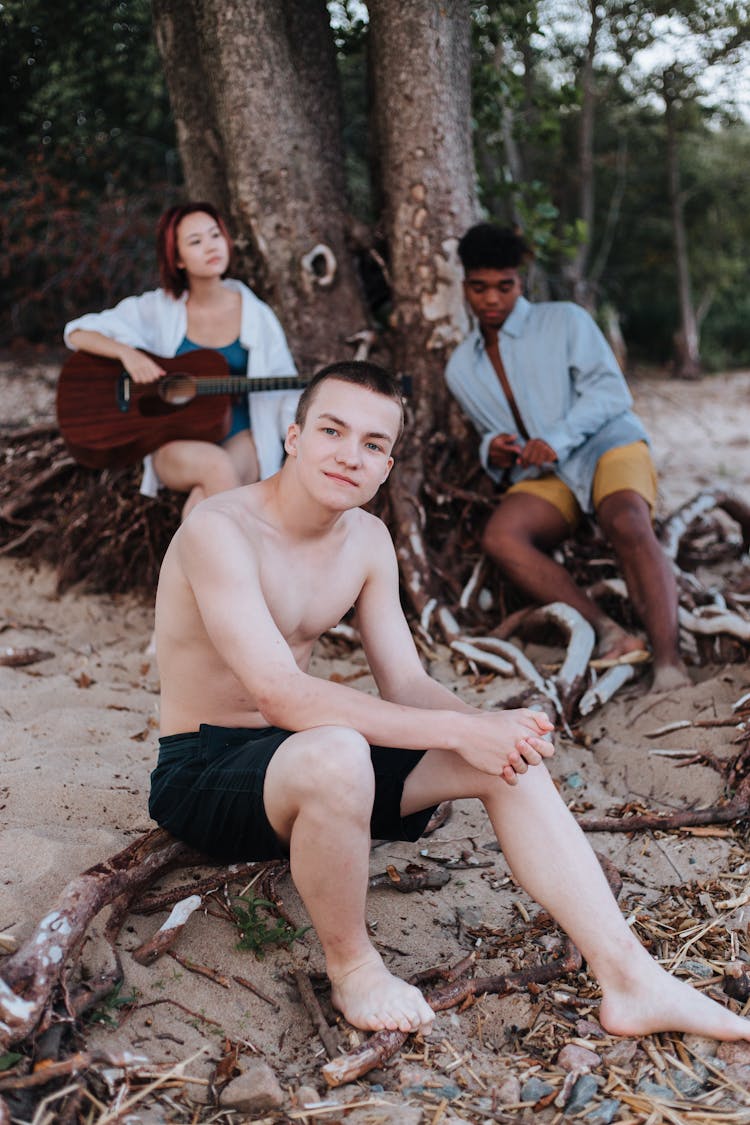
463,267,522,332
285,379,399,509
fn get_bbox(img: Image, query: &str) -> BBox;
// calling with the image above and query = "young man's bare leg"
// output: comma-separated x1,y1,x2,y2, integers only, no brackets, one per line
483,493,642,657
596,490,689,690
402,751,750,1041
263,726,434,1035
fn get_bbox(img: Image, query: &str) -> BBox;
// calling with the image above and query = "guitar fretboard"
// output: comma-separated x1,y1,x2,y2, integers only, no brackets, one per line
191,376,306,395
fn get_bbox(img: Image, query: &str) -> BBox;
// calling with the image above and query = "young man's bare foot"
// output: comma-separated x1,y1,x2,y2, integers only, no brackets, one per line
651,660,691,692
599,960,750,1041
329,954,435,1034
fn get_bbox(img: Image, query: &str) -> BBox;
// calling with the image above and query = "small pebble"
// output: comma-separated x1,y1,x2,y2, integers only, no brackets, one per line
586,1097,621,1124
562,1073,601,1113
520,1076,554,1102
557,1043,601,1071
636,1078,676,1101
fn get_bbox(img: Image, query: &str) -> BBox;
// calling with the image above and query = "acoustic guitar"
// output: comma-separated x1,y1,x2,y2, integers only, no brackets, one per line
56,349,306,469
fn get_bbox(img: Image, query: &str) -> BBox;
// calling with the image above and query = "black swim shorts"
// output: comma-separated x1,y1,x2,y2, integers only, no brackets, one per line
148,723,438,862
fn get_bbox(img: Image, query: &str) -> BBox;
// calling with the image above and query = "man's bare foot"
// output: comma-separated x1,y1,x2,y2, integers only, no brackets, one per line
651,660,691,692
329,954,435,1034
597,621,647,663
599,961,750,1041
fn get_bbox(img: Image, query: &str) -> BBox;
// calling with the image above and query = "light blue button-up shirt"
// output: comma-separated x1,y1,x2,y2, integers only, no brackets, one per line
445,296,648,513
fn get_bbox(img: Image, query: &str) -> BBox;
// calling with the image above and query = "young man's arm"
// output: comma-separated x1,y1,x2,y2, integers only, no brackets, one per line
355,518,478,714
178,508,553,780
542,305,638,463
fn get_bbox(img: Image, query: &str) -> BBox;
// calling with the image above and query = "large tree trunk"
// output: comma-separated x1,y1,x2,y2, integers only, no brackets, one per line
151,0,232,217
567,0,600,313
664,83,702,379
367,0,477,618
153,0,370,372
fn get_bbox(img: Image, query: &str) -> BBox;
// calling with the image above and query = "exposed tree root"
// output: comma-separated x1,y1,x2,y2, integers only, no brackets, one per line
321,938,583,1087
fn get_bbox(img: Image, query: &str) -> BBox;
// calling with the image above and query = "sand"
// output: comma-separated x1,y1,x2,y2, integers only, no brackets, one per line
1,362,750,1122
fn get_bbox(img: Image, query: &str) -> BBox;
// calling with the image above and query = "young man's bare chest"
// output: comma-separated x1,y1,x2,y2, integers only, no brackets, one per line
256,529,366,647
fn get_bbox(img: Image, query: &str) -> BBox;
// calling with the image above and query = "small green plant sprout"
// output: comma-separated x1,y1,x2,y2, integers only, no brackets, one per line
85,982,139,1027
231,893,309,958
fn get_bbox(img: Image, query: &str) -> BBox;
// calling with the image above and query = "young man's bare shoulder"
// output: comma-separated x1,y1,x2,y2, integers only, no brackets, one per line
172,487,269,566
345,508,397,568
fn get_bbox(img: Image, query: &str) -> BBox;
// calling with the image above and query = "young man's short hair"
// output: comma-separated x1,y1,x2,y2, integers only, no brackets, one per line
295,360,405,442
457,223,532,273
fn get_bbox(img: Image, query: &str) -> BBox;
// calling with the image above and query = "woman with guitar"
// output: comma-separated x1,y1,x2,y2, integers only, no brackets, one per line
63,202,299,518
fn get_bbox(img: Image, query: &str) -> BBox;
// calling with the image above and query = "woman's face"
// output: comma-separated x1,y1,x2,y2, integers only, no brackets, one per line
175,211,230,282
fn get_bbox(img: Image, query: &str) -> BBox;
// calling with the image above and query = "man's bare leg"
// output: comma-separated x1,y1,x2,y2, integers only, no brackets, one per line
482,493,642,657
596,490,689,690
263,726,434,1034
402,751,750,1041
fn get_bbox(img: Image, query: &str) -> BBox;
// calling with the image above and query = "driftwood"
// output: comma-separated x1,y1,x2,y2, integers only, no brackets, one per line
321,938,583,1087
321,851,622,1086
131,894,203,965
0,646,53,667
368,864,451,893
293,969,341,1060
0,829,202,1049
578,772,750,835
660,489,750,560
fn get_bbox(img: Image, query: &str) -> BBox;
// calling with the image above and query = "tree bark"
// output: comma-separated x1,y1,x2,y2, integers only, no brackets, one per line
154,0,370,372
151,0,232,217
368,0,477,617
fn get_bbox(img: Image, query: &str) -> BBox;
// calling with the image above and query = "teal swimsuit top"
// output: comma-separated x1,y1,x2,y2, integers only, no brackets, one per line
176,335,250,439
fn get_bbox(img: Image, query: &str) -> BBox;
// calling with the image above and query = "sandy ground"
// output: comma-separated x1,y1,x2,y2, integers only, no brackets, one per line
1,362,750,1123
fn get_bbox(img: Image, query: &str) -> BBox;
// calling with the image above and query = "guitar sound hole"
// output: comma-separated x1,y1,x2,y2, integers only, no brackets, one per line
159,374,197,406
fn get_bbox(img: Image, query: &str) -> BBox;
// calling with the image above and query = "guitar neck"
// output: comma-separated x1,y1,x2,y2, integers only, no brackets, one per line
193,375,306,395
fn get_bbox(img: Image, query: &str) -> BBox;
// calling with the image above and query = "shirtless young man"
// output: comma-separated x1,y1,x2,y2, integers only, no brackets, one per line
150,360,748,1040
446,224,688,692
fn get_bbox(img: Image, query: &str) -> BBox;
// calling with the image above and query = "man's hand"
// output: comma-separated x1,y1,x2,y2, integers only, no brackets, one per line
458,708,555,785
488,432,522,468
518,438,557,467
120,346,165,384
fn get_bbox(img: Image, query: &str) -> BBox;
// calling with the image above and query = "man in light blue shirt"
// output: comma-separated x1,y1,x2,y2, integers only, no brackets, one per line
446,224,687,691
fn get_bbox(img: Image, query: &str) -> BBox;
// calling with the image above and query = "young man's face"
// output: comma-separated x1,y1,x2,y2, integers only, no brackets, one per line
285,379,400,509
463,267,523,332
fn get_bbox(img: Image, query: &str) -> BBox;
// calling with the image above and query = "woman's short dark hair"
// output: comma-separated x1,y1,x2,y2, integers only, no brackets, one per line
156,202,233,297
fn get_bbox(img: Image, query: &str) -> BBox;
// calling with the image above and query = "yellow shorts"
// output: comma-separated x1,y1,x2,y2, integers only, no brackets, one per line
505,441,657,529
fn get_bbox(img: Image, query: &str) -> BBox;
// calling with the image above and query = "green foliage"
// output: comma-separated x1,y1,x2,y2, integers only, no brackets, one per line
0,0,178,190
232,893,309,958
0,1052,23,1071
85,982,139,1027
0,0,180,344
0,159,177,343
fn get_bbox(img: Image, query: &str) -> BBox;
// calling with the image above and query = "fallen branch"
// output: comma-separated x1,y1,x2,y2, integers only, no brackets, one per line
679,606,750,643
131,894,202,965
516,603,595,721
577,776,750,834
0,646,53,667
660,490,750,559
579,663,637,716
321,938,582,1086
0,829,203,1048
293,969,340,1060
368,864,451,893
